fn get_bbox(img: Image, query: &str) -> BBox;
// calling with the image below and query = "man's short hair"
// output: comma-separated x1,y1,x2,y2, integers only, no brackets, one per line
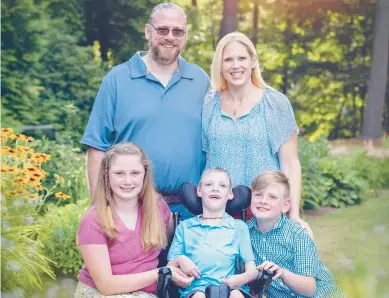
147,2,186,24
251,171,290,199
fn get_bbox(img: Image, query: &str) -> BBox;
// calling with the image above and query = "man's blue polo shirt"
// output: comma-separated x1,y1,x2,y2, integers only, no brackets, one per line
81,52,210,193
167,214,254,297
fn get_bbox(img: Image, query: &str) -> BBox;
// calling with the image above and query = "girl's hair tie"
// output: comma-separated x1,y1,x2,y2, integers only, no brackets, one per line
106,201,111,207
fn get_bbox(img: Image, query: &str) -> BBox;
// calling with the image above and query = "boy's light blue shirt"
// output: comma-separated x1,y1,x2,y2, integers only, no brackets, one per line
81,52,210,193
168,214,254,297
248,215,344,298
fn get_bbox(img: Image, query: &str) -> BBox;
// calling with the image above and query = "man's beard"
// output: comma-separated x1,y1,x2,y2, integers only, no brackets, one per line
149,42,181,65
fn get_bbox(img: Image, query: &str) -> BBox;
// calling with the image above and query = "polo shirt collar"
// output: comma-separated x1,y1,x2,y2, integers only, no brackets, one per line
248,214,286,233
187,213,235,229
129,51,194,79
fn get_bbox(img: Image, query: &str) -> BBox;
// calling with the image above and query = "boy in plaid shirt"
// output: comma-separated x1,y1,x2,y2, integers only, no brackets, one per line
248,171,343,297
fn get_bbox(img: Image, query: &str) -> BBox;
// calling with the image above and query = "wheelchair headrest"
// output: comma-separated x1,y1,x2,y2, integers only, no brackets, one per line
178,183,251,215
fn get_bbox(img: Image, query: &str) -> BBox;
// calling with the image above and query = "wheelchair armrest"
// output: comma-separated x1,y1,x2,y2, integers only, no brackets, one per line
157,267,180,298
249,270,274,297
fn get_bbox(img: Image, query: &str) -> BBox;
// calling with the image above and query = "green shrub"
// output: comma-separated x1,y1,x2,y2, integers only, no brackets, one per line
39,201,89,276
299,138,389,209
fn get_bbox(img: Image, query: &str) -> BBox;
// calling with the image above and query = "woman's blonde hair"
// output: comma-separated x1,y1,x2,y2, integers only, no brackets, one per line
251,171,290,199
211,32,269,92
90,143,167,251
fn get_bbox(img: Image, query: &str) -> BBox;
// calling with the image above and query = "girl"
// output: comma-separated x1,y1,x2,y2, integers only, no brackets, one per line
75,143,192,297
167,168,257,298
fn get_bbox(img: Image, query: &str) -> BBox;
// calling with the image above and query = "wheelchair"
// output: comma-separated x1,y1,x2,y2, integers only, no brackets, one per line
156,183,274,298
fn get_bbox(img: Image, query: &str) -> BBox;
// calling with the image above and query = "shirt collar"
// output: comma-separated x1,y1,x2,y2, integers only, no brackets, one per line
187,213,235,229
248,214,286,233
129,51,194,79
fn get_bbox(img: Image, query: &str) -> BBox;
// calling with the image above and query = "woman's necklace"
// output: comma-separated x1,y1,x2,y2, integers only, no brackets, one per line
229,87,254,117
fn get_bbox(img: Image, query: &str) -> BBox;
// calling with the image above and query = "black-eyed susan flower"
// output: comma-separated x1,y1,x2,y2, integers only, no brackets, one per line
54,174,65,184
1,128,14,136
55,192,71,200
35,184,43,191
26,193,38,200
15,134,27,142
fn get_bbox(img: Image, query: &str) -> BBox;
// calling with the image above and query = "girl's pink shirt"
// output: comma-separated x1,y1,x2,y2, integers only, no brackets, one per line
77,198,170,293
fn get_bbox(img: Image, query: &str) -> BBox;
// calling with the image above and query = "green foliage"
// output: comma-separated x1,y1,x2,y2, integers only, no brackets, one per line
299,138,388,209
34,137,89,205
39,201,89,275
1,0,107,144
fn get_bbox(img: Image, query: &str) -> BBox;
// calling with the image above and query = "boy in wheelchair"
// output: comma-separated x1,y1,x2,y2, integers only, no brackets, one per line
167,168,258,298
248,171,344,298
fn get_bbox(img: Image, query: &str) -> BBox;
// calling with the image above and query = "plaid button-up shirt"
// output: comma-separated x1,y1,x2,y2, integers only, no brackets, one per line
248,215,344,298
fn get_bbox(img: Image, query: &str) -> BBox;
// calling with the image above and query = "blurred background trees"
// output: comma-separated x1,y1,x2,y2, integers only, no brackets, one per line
1,0,388,143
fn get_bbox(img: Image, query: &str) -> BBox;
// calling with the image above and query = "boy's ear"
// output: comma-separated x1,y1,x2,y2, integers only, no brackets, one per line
282,198,291,214
196,185,201,198
228,189,234,201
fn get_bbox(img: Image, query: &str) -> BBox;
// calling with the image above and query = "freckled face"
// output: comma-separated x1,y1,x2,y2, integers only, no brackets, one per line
109,155,145,203
222,41,255,88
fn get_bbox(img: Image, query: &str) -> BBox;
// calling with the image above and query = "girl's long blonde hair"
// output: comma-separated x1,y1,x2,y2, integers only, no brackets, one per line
90,143,167,251
211,32,269,92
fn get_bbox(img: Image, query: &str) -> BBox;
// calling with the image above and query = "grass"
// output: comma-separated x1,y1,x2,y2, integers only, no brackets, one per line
305,190,389,298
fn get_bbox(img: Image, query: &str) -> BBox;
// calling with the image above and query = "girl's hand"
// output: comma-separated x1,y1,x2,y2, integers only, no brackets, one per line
169,266,195,288
257,261,284,280
177,255,201,279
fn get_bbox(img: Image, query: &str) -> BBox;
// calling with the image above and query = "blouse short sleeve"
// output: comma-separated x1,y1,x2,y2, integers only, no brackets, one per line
77,209,108,245
264,90,299,155
158,197,171,227
202,89,218,152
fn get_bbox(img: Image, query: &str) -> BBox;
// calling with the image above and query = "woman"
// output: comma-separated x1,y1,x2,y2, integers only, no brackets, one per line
75,143,192,297
202,32,312,236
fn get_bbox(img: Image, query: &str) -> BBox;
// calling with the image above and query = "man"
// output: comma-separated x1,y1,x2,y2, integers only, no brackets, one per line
81,3,210,219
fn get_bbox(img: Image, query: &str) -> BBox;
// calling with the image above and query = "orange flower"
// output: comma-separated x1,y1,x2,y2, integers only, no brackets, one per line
13,178,26,184
7,167,19,174
15,134,27,142
31,170,46,180
54,174,65,184
35,184,43,191
55,192,71,200
7,149,19,157
26,136,35,142
1,146,12,154
28,177,39,184
1,166,10,173
8,134,17,140
15,188,27,195
1,128,14,136
39,153,51,163
26,193,38,200
26,167,39,174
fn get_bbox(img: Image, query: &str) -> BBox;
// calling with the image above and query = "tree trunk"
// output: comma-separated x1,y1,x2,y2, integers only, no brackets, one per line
361,0,389,140
219,0,238,40
251,0,259,45
192,0,197,7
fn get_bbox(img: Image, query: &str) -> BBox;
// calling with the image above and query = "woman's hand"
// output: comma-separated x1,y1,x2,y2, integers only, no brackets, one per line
257,261,284,280
289,216,314,239
169,266,195,288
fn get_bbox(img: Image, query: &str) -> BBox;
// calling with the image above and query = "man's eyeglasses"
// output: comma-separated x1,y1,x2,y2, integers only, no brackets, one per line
149,23,186,37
